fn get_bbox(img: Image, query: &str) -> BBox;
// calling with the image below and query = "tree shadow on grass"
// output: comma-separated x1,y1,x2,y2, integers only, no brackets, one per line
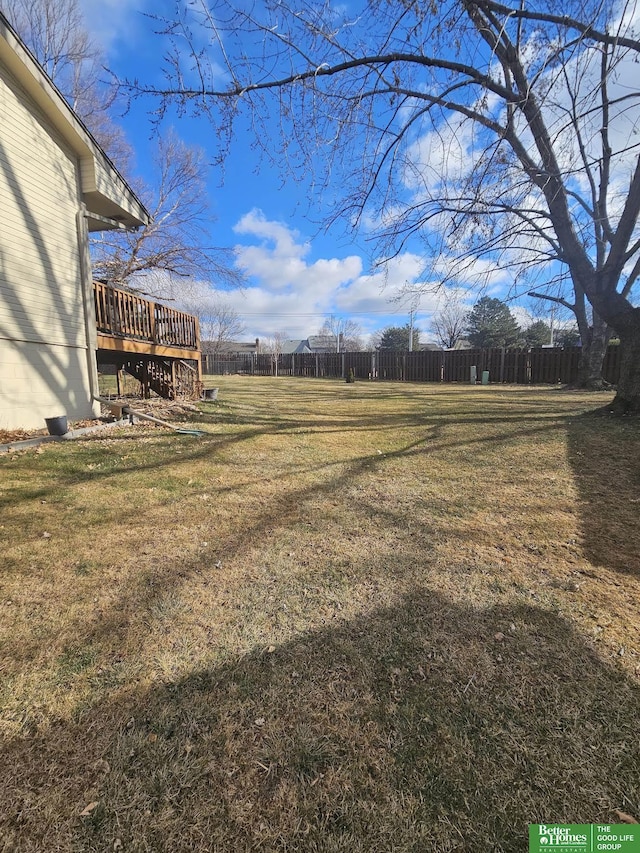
566,413,640,576
2,591,638,853
0,400,569,511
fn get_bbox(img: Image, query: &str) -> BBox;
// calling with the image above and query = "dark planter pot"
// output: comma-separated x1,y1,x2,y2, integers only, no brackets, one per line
203,388,219,400
45,416,68,436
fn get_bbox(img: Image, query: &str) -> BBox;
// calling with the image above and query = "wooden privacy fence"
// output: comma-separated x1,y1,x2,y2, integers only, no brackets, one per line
202,346,622,385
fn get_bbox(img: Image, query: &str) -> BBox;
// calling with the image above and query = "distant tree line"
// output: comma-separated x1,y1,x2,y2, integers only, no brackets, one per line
465,297,580,349
373,298,580,352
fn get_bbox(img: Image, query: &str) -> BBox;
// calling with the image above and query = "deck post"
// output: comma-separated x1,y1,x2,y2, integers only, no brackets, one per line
193,316,203,392
141,361,150,398
171,361,177,399
149,301,156,343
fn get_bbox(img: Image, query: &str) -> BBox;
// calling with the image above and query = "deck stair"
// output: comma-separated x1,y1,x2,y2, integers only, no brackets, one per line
124,357,174,399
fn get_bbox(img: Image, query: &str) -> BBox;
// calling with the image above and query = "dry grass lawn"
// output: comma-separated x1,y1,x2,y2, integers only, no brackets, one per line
1,378,639,852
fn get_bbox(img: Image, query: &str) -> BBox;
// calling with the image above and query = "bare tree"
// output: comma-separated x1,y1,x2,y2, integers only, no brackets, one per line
1,0,132,165
368,330,383,351
135,275,246,353
125,0,640,412
92,130,242,289
430,296,470,350
318,315,363,352
2,0,95,99
200,304,246,355
264,332,285,376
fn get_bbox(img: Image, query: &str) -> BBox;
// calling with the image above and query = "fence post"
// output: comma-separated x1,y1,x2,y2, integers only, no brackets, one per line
499,347,505,383
292,352,295,377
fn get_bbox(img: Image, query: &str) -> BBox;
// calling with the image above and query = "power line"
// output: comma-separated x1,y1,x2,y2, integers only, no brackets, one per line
234,308,422,317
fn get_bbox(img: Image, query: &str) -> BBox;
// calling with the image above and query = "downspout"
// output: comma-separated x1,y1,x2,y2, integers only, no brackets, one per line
76,203,101,417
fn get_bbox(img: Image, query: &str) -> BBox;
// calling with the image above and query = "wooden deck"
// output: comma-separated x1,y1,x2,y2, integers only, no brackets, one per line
94,282,202,399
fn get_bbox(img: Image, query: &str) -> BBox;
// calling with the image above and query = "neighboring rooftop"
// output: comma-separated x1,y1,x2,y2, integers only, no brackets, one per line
280,339,313,354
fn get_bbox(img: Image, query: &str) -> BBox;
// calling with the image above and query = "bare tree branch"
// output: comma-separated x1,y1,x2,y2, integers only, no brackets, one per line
115,0,640,405
92,130,243,289
1,0,133,166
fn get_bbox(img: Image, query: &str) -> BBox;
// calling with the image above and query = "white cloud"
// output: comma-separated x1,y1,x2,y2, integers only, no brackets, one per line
179,211,451,339
334,252,425,314
141,213,491,342
79,0,152,54
234,209,308,257
403,115,477,196
233,209,364,314
141,212,520,341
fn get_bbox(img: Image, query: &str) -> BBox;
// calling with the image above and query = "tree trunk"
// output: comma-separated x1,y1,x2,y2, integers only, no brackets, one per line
608,326,640,414
575,314,610,390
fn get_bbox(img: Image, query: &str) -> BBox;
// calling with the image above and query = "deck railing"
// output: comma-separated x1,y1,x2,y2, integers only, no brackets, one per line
94,282,199,351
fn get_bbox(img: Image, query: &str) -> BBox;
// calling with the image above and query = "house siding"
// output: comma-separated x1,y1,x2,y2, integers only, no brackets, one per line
0,60,93,430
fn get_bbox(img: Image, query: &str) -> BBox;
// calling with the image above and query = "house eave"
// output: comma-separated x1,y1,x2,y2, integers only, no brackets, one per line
0,12,149,230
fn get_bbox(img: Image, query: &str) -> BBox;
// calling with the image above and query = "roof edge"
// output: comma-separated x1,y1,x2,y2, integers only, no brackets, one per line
0,11,150,228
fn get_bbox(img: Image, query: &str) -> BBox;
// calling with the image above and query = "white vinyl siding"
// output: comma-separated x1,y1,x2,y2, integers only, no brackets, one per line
0,338,93,430
0,62,83,348
0,62,94,429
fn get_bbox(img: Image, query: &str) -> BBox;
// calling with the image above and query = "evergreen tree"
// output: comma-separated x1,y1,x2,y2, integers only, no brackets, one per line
524,320,552,347
378,324,420,350
555,328,581,347
466,298,521,348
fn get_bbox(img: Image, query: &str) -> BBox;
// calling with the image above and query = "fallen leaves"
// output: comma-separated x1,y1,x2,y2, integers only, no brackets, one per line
614,810,639,824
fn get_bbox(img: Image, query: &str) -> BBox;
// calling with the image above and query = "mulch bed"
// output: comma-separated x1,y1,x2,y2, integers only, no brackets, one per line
1,399,202,447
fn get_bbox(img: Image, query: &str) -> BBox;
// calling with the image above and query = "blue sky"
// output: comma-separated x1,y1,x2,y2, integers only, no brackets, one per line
75,0,640,343
78,0,475,343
